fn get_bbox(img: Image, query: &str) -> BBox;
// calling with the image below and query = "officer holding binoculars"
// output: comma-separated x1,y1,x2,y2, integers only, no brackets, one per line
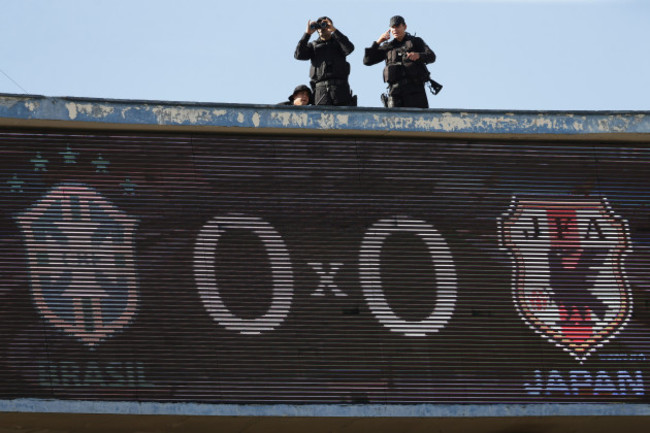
294,16,356,106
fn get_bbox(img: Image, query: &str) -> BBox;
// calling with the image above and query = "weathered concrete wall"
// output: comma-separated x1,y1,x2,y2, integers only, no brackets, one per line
1,93,649,140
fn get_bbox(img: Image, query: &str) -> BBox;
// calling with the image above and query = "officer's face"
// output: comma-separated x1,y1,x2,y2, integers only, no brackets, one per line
318,27,332,40
391,23,407,40
293,91,310,106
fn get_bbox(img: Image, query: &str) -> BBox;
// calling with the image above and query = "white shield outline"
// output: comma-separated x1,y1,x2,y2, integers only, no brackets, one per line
17,183,139,348
499,197,632,363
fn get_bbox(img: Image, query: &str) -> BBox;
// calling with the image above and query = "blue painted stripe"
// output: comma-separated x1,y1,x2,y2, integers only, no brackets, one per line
1,93,650,136
1,399,650,417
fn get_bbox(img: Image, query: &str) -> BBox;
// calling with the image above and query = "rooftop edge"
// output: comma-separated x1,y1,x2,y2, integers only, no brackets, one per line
1,93,649,141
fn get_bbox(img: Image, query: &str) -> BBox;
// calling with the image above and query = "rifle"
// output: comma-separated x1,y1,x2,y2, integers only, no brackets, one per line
428,78,443,95
395,47,443,96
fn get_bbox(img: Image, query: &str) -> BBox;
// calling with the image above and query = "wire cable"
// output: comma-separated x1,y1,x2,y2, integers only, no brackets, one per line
0,68,28,93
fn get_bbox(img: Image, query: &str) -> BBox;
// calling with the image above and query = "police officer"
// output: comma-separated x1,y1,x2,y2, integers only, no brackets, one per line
295,16,355,106
363,15,436,108
279,85,313,106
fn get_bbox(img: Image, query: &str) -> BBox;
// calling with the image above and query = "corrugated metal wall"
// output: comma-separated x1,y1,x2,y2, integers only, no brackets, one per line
0,129,649,403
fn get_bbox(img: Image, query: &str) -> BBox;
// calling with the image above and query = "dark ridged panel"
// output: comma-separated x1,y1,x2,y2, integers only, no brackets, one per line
0,130,648,404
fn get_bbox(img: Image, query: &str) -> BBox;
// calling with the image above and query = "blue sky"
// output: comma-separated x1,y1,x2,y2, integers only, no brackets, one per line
2,0,649,110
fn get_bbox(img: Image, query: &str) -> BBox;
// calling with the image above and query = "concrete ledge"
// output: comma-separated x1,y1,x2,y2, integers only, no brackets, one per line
2,399,650,418
1,93,650,141
2,411,650,433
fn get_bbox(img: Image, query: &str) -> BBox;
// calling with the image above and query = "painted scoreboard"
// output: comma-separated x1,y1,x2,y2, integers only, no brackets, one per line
0,129,649,403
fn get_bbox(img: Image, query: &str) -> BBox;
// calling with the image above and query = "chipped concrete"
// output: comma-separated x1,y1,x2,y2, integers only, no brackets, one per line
25,101,40,112
598,117,619,133
151,106,213,125
65,102,115,121
531,115,555,130
0,94,649,140
414,112,474,131
271,111,311,128
335,114,349,126
65,103,78,120
373,114,414,130
0,95,23,108
120,106,132,119
318,113,336,129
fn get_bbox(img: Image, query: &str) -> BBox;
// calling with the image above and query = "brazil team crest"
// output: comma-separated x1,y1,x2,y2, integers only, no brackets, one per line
499,197,632,362
17,184,138,348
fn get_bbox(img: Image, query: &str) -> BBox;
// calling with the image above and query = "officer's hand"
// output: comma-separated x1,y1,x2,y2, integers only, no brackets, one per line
377,29,390,44
406,52,420,61
306,20,316,35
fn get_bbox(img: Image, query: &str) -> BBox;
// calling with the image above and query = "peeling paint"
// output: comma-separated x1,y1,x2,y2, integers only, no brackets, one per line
3,398,650,418
151,106,213,125
477,116,518,131
373,114,414,130
0,97,20,109
271,112,291,127
414,113,474,131
270,111,311,128
25,101,40,112
0,94,649,138
291,113,309,127
571,120,585,131
532,115,554,130
65,103,78,120
66,102,115,121
318,113,336,129
598,118,610,132
336,114,349,126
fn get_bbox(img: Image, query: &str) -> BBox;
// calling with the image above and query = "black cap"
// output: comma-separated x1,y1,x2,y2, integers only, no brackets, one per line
289,84,312,101
389,15,405,27
317,16,331,23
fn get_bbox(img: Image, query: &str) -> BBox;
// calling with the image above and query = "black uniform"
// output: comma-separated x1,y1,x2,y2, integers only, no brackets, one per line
295,30,355,106
363,33,436,108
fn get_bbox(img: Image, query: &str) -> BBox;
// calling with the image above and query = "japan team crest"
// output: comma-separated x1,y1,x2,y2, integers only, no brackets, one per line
17,183,138,348
499,197,632,362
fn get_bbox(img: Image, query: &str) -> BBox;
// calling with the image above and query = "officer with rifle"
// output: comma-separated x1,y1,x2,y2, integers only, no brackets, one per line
363,15,442,108
295,16,356,106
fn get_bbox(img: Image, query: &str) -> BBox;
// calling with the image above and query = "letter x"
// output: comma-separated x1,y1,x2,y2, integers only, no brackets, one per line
308,262,346,297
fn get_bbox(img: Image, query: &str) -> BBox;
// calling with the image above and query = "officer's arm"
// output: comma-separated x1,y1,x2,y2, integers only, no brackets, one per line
417,38,436,64
331,30,355,56
294,33,313,60
363,42,386,66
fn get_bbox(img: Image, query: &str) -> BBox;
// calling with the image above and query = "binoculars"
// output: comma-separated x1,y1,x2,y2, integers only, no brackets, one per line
310,20,328,31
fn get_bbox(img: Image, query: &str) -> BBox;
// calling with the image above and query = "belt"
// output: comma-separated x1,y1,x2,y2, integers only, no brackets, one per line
314,79,348,88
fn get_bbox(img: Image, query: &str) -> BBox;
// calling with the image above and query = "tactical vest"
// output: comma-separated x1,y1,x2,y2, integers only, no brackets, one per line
383,36,430,84
310,39,351,83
